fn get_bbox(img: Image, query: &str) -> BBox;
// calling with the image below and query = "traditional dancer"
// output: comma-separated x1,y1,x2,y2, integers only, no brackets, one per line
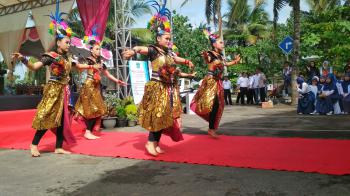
12,2,100,157
161,43,196,144
122,0,194,156
190,29,241,138
75,32,126,140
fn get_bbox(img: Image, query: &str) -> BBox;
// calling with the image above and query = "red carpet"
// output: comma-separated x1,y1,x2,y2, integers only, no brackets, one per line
1,109,350,175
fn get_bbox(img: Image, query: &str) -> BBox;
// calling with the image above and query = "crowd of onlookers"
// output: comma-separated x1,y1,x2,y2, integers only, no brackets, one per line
223,68,267,106
285,60,350,115
222,59,350,116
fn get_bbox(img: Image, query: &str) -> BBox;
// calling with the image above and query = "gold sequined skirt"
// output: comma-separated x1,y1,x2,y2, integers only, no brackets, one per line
138,80,182,132
191,76,220,115
75,79,107,119
190,75,224,129
32,81,65,130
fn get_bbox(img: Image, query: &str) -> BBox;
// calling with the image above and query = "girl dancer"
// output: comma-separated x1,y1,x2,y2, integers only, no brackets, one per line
12,2,99,157
75,33,126,140
190,29,241,138
122,0,194,156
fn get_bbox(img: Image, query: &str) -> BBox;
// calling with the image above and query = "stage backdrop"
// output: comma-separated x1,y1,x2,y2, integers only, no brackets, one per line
77,0,110,41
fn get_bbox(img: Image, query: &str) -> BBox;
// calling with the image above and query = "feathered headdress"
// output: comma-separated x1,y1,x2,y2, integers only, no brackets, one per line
48,0,73,39
83,25,101,45
203,28,219,44
147,0,171,35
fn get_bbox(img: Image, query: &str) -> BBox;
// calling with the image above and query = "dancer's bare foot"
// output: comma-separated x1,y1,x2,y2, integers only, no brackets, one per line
208,129,219,138
30,144,40,157
156,146,165,154
84,130,100,140
54,148,72,154
155,142,165,153
145,142,158,156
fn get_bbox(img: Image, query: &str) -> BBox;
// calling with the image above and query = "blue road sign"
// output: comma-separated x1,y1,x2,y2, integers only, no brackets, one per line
279,36,294,54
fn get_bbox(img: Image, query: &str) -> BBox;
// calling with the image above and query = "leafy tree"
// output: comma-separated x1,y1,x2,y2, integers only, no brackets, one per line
172,13,210,79
300,6,350,72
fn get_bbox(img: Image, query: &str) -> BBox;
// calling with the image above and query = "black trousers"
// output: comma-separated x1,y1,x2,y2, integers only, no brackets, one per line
85,118,97,131
32,115,64,148
260,87,266,102
148,130,163,142
247,88,254,104
236,92,241,103
224,89,232,105
32,128,64,149
209,96,219,129
239,87,248,104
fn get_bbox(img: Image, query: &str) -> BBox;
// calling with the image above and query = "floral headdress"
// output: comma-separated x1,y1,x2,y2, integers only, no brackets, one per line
147,0,171,36
203,28,219,44
48,0,73,39
83,25,101,45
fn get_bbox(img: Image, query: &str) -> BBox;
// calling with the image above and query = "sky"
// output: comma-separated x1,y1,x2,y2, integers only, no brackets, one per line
132,0,311,29
25,0,311,28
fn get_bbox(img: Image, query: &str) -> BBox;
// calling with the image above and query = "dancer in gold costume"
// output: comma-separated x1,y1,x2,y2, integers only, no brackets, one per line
190,29,241,138
75,37,126,140
12,2,100,157
122,0,194,156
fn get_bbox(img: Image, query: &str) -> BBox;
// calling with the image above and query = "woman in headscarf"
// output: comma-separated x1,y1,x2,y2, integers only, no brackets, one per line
316,74,338,115
296,77,315,114
341,72,350,114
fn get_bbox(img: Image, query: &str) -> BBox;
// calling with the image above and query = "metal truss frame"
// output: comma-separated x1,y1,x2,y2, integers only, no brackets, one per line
0,0,70,16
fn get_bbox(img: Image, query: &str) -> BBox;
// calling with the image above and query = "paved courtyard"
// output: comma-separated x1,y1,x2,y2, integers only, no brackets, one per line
1,104,350,196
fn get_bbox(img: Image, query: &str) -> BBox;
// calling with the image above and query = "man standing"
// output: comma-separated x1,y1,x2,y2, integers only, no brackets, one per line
223,76,233,105
251,70,260,104
237,72,249,105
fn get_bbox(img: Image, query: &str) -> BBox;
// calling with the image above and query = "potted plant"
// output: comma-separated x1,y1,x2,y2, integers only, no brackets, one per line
116,105,127,127
102,93,119,129
125,103,138,127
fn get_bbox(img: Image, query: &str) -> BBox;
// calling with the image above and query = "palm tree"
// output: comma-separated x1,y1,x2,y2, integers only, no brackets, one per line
306,0,341,13
225,0,269,45
182,0,223,39
345,0,350,6
273,0,300,105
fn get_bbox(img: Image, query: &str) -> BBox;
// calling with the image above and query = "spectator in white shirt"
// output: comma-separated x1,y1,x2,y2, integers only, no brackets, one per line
223,76,233,105
251,70,260,104
237,72,249,104
247,73,254,104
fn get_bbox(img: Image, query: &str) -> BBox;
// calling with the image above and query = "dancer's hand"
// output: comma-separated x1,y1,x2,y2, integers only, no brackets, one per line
233,54,241,63
118,80,127,86
11,52,24,61
188,61,194,69
189,72,197,78
122,49,135,60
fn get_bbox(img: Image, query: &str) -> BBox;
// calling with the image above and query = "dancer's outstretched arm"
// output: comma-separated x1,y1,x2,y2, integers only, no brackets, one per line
102,69,127,86
122,46,149,59
75,63,101,70
178,72,196,78
226,55,241,66
173,56,194,68
12,53,43,71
